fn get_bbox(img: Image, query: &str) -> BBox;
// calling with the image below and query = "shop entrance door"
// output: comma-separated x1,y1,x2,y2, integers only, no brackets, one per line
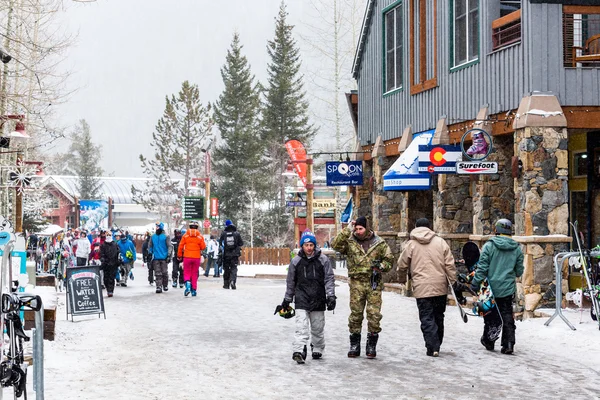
587,131,600,247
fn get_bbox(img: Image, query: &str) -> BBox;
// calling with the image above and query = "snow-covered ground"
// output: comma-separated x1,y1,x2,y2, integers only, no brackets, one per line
21,263,600,399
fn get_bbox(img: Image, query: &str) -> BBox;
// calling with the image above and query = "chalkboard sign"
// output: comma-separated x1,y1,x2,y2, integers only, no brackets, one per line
66,265,106,320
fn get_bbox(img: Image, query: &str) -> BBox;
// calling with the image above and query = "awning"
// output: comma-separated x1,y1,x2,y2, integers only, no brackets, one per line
383,129,435,191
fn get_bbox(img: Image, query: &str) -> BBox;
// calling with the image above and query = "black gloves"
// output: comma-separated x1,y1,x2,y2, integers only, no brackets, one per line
451,282,467,305
326,296,336,311
470,282,480,294
166,257,172,264
281,299,291,310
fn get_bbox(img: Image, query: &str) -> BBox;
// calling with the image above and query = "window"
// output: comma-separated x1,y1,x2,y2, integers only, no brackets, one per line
451,0,479,69
572,151,588,177
49,195,60,209
410,0,438,95
384,2,403,93
500,1,521,18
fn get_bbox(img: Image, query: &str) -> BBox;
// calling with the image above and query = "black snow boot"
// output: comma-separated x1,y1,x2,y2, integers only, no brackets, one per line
501,342,514,355
366,332,379,359
481,336,495,351
348,333,361,358
231,281,236,290
223,280,230,289
292,352,305,364
310,343,322,359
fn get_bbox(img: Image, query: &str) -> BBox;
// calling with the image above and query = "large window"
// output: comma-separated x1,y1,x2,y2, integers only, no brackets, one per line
410,0,438,95
451,0,479,68
384,2,403,93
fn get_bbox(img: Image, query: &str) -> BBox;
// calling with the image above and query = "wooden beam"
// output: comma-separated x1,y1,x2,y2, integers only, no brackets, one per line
491,9,521,30
563,106,600,129
563,5,600,15
419,0,427,83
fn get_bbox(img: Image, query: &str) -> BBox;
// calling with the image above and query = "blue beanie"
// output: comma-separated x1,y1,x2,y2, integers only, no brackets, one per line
225,220,233,227
300,231,317,247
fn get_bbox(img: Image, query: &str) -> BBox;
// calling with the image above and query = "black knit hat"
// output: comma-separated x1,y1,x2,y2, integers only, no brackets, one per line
355,216,368,229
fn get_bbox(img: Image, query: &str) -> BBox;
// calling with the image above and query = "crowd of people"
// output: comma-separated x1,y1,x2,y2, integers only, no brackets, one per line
278,215,523,364
27,218,245,299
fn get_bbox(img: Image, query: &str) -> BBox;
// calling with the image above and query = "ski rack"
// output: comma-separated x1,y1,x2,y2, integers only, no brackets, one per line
0,241,45,400
545,252,579,330
545,250,600,330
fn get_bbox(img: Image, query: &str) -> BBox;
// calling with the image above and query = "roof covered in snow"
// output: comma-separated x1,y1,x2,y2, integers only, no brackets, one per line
41,176,184,204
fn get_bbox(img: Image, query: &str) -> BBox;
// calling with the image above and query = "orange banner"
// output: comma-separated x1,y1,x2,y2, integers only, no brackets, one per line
285,139,307,186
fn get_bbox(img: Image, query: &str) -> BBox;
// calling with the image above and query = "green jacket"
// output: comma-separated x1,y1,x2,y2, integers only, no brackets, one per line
472,236,524,298
331,227,394,279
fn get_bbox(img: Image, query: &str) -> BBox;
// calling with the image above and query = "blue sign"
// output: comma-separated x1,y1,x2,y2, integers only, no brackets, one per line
326,161,363,186
286,201,307,207
79,200,109,231
341,198,353,223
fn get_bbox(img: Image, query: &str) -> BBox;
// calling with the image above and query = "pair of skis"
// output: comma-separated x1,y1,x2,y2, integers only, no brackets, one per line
570,222,600,330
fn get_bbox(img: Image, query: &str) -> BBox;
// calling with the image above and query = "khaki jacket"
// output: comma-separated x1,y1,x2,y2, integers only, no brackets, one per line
397,227,456,299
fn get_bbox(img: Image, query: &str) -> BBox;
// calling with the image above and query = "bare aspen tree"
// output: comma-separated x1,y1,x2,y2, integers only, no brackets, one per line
299,0,366,152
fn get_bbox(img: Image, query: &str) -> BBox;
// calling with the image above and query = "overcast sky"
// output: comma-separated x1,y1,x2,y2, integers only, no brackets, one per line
55,0,350,177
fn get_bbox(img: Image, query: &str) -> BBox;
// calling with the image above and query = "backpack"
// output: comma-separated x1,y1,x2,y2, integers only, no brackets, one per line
224,232,237,251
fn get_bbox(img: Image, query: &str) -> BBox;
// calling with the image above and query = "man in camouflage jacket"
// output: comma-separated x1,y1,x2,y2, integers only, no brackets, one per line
331,216,394,359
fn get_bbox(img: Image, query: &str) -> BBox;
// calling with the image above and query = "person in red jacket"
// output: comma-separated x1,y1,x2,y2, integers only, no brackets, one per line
177,221,206,297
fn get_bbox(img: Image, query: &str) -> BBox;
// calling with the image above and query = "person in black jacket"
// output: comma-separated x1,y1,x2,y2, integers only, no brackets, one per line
100,233,121,297
141,232,153,285
218,220,244,290
171,229,184,288
279,231,336,364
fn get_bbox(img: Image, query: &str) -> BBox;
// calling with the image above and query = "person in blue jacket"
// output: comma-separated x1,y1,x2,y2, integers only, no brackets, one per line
116,231,137,287
149,222,173,294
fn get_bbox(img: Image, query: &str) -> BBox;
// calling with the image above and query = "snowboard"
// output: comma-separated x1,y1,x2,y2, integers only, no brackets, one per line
458,241,498,317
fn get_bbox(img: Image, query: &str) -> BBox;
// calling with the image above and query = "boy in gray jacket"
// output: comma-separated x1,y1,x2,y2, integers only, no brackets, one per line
278,231,336,364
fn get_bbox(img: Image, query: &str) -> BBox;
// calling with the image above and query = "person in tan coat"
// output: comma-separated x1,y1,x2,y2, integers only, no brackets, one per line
397,218,456,357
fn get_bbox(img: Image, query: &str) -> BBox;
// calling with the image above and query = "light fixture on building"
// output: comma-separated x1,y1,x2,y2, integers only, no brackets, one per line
581,154,588,159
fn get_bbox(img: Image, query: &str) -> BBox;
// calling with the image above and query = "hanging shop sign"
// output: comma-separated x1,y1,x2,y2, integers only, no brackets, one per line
383,130,434,191
457,128,497,173
418,145,462,173
325,161,363,186
456,161,499,174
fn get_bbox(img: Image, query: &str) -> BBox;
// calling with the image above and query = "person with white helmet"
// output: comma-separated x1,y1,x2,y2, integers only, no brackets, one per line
470,218,524,355
177,221,206,297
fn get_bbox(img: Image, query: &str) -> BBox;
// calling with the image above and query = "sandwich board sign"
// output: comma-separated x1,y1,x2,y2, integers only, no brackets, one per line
66,265,106,321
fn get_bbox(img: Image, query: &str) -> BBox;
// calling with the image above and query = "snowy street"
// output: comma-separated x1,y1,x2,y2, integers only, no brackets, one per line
41,265,600,400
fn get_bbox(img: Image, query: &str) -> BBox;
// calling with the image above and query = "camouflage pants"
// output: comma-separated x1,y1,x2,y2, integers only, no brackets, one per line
348,277,383,334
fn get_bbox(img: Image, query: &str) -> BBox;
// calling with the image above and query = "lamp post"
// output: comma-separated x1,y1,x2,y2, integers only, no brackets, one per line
284,154,314,237
201,144,212,234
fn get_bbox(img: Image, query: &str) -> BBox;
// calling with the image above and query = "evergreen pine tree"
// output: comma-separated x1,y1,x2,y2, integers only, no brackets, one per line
212,33,266,223
261,1,315,246
263,1,315,170
136,81,213,218
68,120,104,199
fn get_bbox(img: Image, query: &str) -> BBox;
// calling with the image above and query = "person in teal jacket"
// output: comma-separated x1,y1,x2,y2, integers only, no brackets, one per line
471,219,524,355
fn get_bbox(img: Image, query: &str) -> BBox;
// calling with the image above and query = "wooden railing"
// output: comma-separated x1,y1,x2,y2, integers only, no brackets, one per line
492,9,522,51
240,247,292,266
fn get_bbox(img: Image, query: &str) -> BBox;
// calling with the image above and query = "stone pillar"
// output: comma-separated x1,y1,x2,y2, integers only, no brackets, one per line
511,93,570,318
513,94,569,236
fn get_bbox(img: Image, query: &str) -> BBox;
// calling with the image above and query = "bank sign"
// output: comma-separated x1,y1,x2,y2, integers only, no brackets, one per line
326,161,363,186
